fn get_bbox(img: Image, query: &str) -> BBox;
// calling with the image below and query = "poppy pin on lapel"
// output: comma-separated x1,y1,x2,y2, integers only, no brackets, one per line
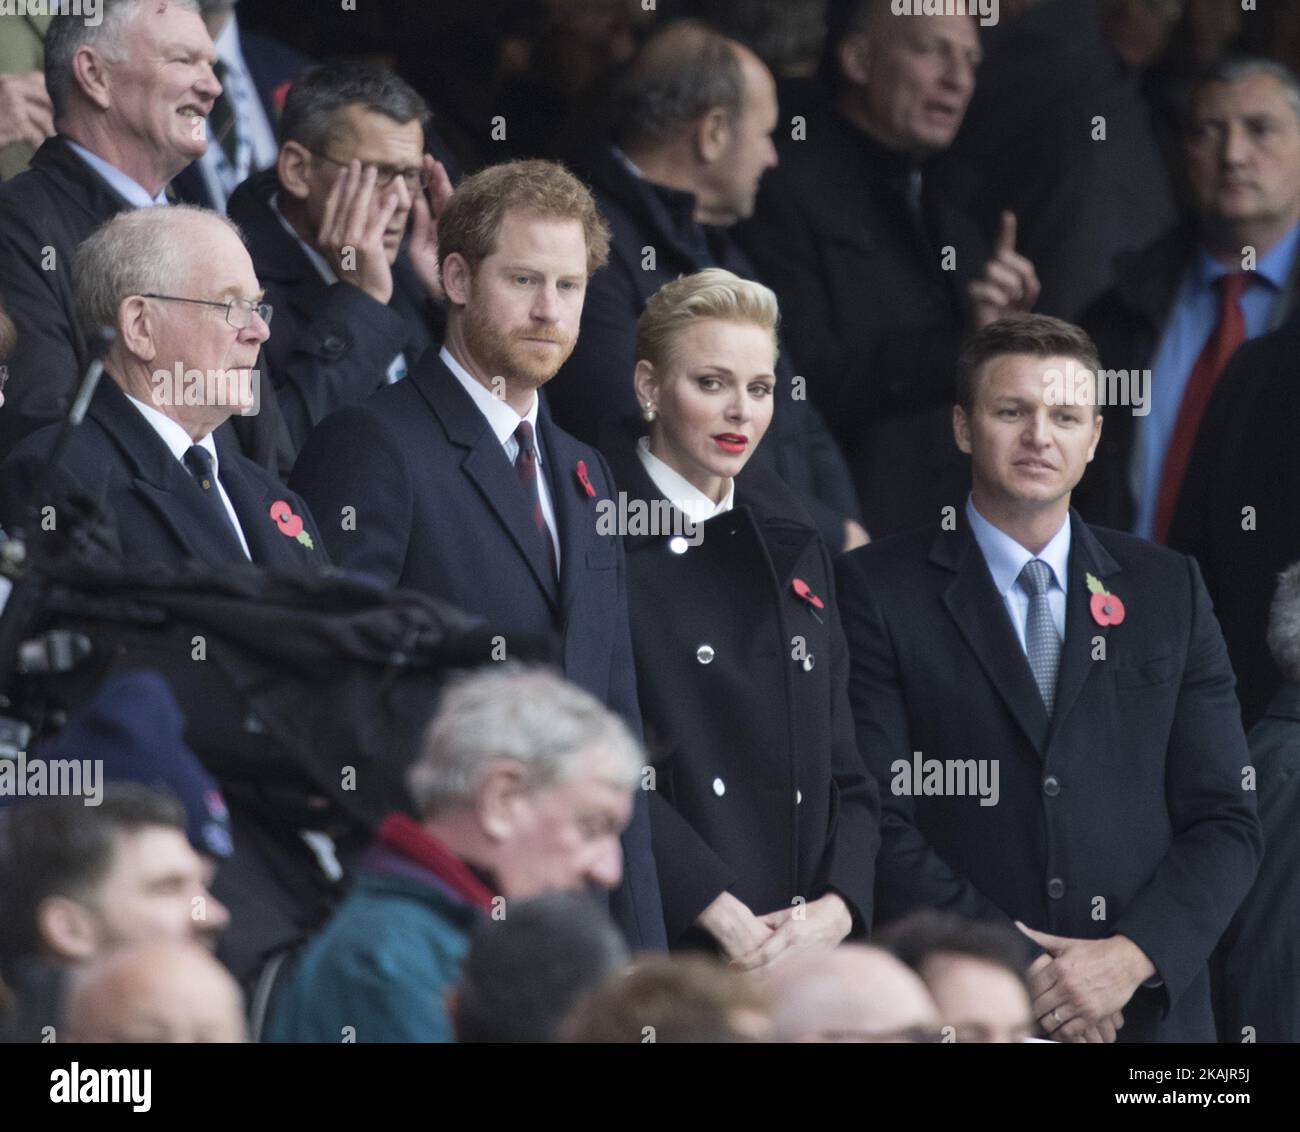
270,500,314,549
575,460,596,498
792,578,825,624
1085,572,1124,626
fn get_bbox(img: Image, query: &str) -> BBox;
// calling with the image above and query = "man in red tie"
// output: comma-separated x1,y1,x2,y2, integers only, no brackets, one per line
1080,57,1300,537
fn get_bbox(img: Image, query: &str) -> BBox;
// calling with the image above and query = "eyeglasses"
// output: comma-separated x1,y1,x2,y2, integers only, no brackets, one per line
140,294,273,329
306,148,430,193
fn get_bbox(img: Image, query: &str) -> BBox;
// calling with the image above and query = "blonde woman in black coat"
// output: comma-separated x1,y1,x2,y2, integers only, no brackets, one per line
601,269,880,966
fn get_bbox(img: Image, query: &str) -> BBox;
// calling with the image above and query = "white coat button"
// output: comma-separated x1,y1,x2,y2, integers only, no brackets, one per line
796,790,803,805
713,777,726,797
668,537,689,554
801,654,815,672
696,644,715,665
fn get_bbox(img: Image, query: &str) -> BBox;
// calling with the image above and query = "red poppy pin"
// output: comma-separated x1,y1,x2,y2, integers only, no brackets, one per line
792,577,825,624
1085,572,1124,626
269,499,314,549
575,459,596,499
271,80,292,116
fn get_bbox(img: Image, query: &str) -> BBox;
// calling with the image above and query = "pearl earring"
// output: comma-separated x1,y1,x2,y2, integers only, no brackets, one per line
642,401,657,423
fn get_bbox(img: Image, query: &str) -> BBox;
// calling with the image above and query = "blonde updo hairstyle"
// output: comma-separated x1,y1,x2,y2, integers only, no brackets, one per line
635,268,779,375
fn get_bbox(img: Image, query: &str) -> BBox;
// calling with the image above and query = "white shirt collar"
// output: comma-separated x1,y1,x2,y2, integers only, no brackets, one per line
636,436,734,524
966,495,1072,598
270,191,339,286
440,346,540,453
65,139,169,208
123,390,219,469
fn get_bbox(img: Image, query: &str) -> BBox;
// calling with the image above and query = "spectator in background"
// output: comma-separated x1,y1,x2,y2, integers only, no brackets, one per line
268,666,643,1043
560,954,773,1042
0,9,56,179
557,19,865,552
0,786,230,1042
64,941,246,1043
879,910,1036,1043
1213,562,1300,1043
941,0,1177,321
0,0,288,472
0,207,325,573
226,61,454,448
766,945,940,1043
170,0,311,214
1080,58,1300,540
739,0,1039,537
452,891,629,1042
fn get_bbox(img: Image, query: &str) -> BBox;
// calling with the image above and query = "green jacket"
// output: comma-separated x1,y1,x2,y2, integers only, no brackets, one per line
0,11,50,181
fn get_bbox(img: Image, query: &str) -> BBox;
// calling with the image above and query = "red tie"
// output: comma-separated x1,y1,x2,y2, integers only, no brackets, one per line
1153,271,1251,543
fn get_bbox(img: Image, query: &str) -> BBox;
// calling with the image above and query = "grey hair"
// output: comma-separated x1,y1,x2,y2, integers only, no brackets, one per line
613,19,746,153
278,60,430,152
406,665,642,819
73,205,243,343
1194,57,1300,126
1267,562,1300,684
44,0,202,121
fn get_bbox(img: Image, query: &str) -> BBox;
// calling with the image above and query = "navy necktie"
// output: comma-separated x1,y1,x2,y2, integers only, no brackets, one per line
513,422,557,580
183,445,242,548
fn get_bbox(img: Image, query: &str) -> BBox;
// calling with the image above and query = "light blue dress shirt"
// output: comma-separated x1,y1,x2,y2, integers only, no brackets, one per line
65,140,168,208
966,496,1071,650
1135,224,1300,538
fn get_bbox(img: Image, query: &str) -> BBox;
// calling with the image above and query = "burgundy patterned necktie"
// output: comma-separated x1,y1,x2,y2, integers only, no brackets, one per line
513,422,557,580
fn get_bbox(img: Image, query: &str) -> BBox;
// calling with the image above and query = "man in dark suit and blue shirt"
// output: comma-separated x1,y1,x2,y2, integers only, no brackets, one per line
835,315,1262,1043
291,160,666,950
0,205,323,572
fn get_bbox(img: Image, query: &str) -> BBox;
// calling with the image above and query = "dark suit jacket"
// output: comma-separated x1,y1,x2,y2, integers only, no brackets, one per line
0,135,292,474
227,168,442,452
289,353,667,950
1166,312,1300,727
1214,683,1300,1043
0,378,325,573
1077,223,1300,531
550,143,861,550
835,511,1262,1042
602,429,878,946
737,107,988,537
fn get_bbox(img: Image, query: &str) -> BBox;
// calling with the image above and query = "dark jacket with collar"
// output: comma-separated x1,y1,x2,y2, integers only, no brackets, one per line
289,353,667,950
1213,682,1300,1042
0,136,292,474
1077,222,1300,530
0,378,325,573
835,512,1262,1042
1165,311,1300,727
736,107,989,538
226,167,443,452
601,426,878,946
550,143,861,551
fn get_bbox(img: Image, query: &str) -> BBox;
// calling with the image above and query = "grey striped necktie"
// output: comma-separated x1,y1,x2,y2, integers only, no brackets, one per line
1018,558,1061,715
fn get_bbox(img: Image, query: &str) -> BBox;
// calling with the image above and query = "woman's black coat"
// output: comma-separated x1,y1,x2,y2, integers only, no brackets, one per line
603,432,880,946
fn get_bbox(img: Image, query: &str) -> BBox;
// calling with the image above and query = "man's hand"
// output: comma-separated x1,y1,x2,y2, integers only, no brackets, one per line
968,211,1040,328
730,893,853,972
408,153,455,303
0,72,54,150
316,160,402,305
695,890,772,961
1019,923,1154,1042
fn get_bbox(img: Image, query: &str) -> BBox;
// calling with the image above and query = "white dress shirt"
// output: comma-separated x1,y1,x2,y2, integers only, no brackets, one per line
635,436,734,524
270,192,408,384
441,346,560,571
66,140,168,208
125,393,252,560
196,13,278,212
966,495,1070,651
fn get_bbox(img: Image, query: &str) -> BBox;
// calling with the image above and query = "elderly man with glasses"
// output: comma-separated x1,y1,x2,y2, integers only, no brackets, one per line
0,205,324,573
225,60,455,449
